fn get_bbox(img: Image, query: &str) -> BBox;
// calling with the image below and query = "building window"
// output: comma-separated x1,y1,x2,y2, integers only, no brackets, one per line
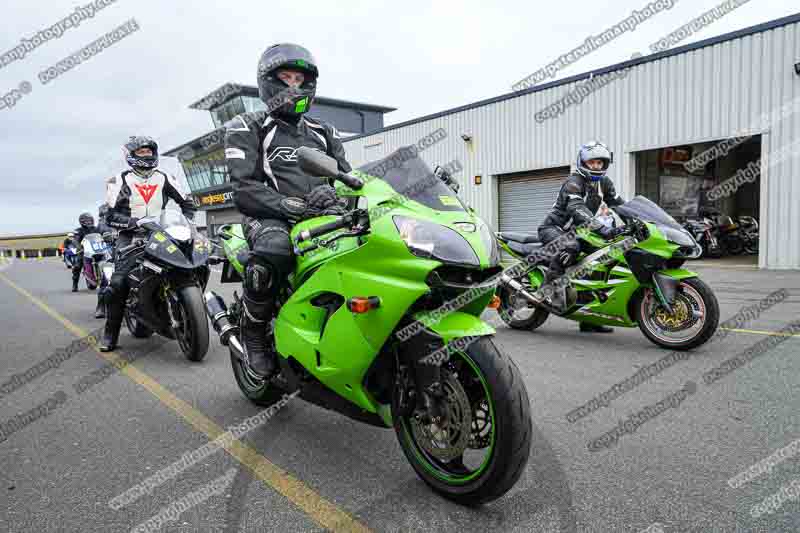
243,96,267,113
182,149,229,193
211,97,246,128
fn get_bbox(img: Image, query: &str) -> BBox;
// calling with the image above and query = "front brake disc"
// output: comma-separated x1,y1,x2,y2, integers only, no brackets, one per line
409,373,472,462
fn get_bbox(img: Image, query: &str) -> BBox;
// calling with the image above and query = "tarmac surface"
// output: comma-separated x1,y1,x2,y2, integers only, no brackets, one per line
1,257,799,532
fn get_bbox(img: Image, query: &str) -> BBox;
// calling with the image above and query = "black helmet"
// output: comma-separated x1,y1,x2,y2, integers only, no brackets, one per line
124,136,159,177
79,212,94,228
257,43,319,119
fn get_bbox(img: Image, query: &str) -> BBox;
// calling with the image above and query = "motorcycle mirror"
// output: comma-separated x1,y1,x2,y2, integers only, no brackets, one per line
297,146,339,179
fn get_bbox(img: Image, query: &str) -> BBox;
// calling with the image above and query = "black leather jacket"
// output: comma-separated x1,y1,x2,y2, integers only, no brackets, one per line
542,173,624,229
224,112,351,221
65,225,101,252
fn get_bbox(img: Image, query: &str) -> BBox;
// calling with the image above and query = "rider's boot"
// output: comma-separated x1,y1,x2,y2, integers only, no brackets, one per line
99,295,123,352
94,295,106,319
541,267,567,312
240,296,278,378
72,276,79,292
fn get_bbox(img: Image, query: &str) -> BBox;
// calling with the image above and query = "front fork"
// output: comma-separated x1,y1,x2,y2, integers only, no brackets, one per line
394,331,449,423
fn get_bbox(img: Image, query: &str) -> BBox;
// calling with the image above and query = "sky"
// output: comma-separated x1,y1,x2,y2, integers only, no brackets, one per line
0,0,797,235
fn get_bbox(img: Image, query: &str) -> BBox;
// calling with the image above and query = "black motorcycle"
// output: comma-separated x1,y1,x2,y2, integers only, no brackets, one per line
737,216,759,255
682,216,722,259
120,211,211,361
712,213,744,255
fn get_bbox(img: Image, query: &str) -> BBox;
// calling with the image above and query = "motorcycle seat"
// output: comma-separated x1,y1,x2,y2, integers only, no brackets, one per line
496,232,540,244
505,240,544,257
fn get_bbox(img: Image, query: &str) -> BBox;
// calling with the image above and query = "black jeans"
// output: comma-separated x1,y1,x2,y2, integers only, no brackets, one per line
106,234,144,322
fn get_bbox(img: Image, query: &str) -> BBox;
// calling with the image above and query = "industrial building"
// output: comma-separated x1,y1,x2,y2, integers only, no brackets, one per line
165,13,800,269
342,13,800,270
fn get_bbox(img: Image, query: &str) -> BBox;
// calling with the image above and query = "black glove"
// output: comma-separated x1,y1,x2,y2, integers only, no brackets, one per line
304,185,346,218
279,197,309,220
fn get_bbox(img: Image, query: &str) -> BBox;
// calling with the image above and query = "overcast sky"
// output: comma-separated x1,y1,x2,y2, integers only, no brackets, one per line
0,0,796,235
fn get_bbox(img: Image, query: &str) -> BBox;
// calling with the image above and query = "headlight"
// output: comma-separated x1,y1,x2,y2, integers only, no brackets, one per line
165,225,192,242
660,225,696,247
393,216,479,266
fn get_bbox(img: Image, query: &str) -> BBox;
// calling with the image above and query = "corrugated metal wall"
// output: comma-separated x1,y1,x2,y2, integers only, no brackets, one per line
343,20,800,269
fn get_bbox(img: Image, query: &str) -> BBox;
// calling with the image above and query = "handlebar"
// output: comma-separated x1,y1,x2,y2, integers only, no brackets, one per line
296,215,353,243
336,171,364,190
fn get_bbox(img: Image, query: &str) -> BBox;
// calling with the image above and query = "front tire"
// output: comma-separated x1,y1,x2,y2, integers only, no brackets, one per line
635,277,719,350
393,336,532,506
723,236,744,255
174,286,210,362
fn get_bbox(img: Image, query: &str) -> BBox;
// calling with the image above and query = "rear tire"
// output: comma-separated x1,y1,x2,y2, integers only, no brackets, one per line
393,336,532,506
497,284,549,331
230,315,289,407
230,351,288,407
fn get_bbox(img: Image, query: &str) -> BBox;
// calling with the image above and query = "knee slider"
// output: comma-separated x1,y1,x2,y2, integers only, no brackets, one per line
245,258,273,298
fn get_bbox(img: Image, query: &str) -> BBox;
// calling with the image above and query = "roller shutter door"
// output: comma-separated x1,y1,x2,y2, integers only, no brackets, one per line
498,167,569,234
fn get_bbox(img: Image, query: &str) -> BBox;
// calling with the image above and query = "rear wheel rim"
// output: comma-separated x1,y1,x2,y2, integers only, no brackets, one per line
399,351,497,485
503,278,537,322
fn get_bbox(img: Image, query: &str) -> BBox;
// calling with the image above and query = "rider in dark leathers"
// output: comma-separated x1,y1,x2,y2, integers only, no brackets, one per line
67,213,101,293
224,43,351,377
538,141,626,332
93,203,114,318
98,136,197,351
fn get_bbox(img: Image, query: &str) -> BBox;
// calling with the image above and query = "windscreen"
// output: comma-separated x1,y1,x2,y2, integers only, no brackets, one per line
159,209,190,228
614,196,683,229
159,209,199,240
357,147,466,212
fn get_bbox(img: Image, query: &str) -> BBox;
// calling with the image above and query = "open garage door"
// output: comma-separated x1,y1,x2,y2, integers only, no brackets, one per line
498,167,569,235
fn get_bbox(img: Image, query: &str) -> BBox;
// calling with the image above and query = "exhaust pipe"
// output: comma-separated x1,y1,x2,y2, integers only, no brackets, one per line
499,273,543,305
203,291,238,347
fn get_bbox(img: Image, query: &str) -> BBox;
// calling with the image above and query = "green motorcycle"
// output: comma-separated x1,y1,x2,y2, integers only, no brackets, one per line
204,147,531,505
495,196,719,350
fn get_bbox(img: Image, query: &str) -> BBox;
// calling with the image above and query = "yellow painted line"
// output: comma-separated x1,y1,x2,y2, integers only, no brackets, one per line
0,272,371,533
720,327,800,338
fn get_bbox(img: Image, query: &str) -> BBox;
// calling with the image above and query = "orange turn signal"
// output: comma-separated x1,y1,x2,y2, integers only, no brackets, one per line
488,295,501,309
347,296,381,313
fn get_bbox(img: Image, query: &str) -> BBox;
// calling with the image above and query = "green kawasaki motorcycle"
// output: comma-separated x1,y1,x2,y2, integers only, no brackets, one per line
496,196,719,350
204,147,531,505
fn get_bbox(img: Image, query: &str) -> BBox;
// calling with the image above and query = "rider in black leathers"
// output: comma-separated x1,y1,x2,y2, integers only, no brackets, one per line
93,203,114,318
67,212,101,293
224,43,351,377
538,141,626,332
99,136,197,351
